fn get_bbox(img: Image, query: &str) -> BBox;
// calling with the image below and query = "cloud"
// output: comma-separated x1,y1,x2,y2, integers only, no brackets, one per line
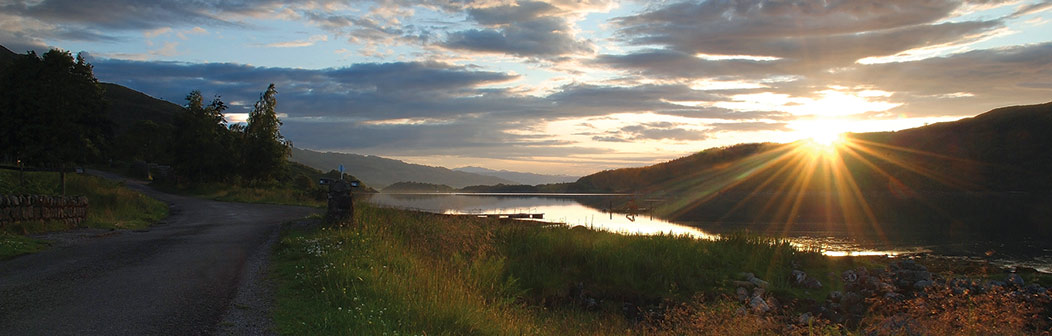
144,27,172,38
442,1,593,58
613,0,1004,65
264,34,328,48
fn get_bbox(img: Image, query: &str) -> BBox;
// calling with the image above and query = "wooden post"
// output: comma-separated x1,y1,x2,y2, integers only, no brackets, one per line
19,161,25,189
61,170,66,196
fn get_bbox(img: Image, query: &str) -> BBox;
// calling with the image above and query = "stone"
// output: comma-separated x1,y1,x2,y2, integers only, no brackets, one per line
753,287,766,297
913,280,933,290
842,270,858,284
749,295,770,313
1007,274,1025,287
827,291,842,303
736,287,749,301
798,312,814,325
749,277,769,288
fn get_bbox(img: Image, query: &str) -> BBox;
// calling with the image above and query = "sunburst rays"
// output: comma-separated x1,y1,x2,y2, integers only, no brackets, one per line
657,134,985,248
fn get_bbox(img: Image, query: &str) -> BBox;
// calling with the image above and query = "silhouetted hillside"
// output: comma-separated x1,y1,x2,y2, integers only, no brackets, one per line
0,45,16,68
570,143,777,193
571,102,1052,237
855,101,1052,192
100,83,183,134
291,147,515,188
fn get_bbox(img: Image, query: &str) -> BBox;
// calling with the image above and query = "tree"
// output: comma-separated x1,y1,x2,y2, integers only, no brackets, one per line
0,49,112,168
241,84,291,183
170,91,238,183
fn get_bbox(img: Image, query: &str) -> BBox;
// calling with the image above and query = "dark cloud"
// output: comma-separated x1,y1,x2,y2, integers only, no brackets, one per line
0,0,249,30
590,122,709,142
613,0,1002,65
442,1,592,58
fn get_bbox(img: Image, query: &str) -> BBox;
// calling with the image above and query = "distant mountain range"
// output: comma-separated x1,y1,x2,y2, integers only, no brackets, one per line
453,166,578,185
290,148,517,189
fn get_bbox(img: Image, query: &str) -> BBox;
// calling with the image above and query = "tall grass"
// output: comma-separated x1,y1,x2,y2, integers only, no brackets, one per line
271,203,875,335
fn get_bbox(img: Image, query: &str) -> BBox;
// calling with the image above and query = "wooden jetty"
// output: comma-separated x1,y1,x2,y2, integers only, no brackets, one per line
449,213,544,219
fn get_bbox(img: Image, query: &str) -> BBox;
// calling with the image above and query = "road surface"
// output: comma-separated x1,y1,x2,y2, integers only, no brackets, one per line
0,172,317,335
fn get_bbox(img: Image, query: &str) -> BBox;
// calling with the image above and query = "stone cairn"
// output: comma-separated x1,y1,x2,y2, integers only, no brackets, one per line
0,195,89,228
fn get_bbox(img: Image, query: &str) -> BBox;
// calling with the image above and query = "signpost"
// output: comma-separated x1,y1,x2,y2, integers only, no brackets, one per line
320,164,360,223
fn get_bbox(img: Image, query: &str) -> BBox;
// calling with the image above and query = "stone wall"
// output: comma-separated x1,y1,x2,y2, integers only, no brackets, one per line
0,195,89,228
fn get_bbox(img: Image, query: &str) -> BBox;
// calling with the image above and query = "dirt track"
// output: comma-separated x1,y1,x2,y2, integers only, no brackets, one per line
0,172,317,335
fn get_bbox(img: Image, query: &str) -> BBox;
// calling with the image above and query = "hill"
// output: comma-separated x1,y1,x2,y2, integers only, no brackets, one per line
0,45,182,136
453,166,578,185
0,45,16,68
571,102,1052,237
290,147,515,189
100,82,183,134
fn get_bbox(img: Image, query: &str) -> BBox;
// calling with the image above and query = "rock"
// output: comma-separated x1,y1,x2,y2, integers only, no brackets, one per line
884,292,905,301
790,270,823,289
739,272,756,281
750,277,769,288
1024,284,1046,295
803,277,822,289
752,287,766,298
842,270,858,284
749,295,770,313
841,292,862,310
766,296,780,311
798,312,814,325
913,279,933,290
736,287,749,301
827,291,842,303
1007,274,1025,287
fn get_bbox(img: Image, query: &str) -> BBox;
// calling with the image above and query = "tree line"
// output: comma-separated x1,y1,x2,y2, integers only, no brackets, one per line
0,48,291,186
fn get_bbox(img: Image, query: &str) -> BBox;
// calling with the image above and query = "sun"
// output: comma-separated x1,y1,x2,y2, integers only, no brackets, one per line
793,119,849,150
808,130,844,147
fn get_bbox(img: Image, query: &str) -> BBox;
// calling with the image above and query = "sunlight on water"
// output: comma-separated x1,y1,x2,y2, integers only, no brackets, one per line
365,193,923,257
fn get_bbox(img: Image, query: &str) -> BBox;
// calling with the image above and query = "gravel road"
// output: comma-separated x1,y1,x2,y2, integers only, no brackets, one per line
0,171,318,335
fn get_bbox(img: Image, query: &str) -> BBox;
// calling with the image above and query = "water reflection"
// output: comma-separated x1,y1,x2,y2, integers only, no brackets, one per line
363,193,923,258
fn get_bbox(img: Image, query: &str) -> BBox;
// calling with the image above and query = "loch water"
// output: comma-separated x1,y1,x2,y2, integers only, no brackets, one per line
363,193,1052,272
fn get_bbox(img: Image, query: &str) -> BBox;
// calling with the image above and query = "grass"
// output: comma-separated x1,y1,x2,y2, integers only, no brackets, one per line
1,170,168,258
154,181,325,208
271,203,883,335
0,233,50,259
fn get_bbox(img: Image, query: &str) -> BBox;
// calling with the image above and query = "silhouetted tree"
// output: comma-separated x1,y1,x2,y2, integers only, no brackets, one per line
115,120,173,163
0,49,112,168
241,84,291,183
170,91,238,182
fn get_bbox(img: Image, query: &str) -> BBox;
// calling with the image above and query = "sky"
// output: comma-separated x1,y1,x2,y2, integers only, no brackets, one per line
2,0,1051,175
